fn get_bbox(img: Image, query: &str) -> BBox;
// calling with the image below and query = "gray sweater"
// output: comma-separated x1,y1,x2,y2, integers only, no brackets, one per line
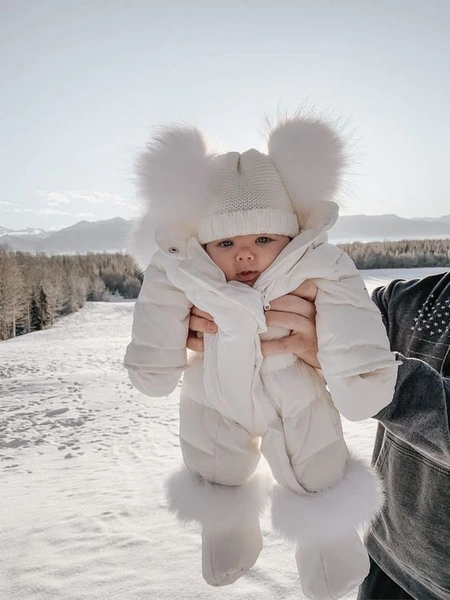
366,270,450,599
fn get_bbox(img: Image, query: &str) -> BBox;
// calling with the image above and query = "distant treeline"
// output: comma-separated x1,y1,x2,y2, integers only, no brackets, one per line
1,239,449,341
0,247,142,340
339,238,450,269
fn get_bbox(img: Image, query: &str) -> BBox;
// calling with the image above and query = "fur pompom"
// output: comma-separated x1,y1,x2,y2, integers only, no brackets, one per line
135,126,213,219
130,126,216,268
271,455,384,544
165,465,272,532
267,114,349,226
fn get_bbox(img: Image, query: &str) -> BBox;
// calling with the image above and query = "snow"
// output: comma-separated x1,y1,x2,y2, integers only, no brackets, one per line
360,267,448,295
1,267,447,600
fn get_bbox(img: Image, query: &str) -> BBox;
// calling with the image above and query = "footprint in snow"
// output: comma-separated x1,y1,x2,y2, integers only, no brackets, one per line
45,408,70,417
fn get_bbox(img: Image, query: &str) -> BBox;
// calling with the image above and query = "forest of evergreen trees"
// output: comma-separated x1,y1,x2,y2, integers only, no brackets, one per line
337,238,450,269
0,238,449,341
0,247,142,341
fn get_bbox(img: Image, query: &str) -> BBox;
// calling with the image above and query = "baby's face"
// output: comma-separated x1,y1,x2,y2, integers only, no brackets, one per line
205,233,290,286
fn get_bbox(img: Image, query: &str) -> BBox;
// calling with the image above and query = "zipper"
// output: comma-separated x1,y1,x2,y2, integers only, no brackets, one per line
261,291,271,311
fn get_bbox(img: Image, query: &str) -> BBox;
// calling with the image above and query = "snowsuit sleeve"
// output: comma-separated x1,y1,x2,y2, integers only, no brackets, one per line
371,281,450,467
313,245,398,421
124,253,192,397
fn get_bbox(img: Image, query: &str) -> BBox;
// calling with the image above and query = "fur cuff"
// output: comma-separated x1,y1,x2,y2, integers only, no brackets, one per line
271,455,384,544
166,465,272,531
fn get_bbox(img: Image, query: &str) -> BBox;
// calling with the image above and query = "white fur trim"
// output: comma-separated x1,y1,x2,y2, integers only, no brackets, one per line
271,455,384,544
166,466,272,531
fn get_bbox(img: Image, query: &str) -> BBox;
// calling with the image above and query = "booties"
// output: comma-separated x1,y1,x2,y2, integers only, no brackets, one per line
271,456,384,600
166,465,270,585
295,528,370,600
202,516,263,586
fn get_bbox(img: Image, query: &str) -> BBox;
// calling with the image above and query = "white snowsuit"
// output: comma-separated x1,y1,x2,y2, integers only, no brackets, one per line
125,204,399,599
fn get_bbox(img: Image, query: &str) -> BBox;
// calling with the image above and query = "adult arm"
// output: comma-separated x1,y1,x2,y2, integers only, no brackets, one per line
372,280,450,467
124,255,192,397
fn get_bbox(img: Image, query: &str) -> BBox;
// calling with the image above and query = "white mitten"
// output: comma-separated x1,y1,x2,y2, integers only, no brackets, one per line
202,517,263,586
295,528,370,600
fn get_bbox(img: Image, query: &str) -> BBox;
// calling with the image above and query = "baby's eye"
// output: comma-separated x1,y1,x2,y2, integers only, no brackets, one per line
256,236,271,244
218,240,233,248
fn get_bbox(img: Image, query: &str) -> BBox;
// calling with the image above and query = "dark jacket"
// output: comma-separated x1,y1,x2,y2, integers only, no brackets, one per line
366,270,450,599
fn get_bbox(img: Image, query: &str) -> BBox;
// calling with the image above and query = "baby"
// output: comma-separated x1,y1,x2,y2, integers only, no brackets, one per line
125,116,399,600
205,233,290,286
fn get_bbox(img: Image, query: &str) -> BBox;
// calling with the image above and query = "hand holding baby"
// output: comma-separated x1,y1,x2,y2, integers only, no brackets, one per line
186,280,320,369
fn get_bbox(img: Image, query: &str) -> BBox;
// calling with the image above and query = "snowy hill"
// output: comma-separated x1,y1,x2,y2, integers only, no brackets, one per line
0,234,40,252
1,215,450,254
0,218,133,254
0,226,47,240
329,213,450,243
38,218,132,254
1,267,447,600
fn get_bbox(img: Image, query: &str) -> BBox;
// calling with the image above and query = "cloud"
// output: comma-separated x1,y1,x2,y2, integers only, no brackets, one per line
12,207,71,216
39,190,127,206
39,208,71,215
68,191,126,205
38,192,70,206
0,201,13,205
76,212,96,219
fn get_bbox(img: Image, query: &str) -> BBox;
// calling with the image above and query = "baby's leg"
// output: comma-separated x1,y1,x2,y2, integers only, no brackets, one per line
261,357,349,493
179,388,261,486
283,401,370,598
171,389,264,586
263,364,375,599
281,383,349,493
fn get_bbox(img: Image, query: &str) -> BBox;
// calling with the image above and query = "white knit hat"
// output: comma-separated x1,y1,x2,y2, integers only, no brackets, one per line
197,149,299,244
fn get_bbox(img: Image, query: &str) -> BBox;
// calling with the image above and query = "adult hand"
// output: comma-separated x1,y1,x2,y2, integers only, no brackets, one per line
186,280,320,369
186,306,217,352
261,280,320,369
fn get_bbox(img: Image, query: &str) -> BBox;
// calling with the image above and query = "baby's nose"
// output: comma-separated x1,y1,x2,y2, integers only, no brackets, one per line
237,248,255,261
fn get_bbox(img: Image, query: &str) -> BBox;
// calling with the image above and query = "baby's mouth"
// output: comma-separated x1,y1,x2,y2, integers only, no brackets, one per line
236,270,259,283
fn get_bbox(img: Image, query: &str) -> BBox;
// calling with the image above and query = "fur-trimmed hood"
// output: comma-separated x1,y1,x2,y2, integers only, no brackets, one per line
129,113,350,269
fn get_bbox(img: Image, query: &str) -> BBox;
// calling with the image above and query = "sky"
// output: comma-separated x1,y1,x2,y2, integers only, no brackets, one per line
1,0,450,231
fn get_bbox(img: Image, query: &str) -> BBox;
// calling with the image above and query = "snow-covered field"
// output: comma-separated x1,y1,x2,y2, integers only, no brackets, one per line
1,268,447,600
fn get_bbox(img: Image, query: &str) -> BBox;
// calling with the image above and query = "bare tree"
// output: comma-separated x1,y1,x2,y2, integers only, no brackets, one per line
0,246,27,339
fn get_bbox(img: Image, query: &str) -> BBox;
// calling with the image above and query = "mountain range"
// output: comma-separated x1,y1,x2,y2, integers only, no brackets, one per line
330,213,450,242
1,214,450,254
0,218,132,254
